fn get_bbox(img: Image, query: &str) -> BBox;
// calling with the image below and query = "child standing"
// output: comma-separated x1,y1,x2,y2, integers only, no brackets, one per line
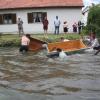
72,22,77,33
63,21,68,34
42,16,49,38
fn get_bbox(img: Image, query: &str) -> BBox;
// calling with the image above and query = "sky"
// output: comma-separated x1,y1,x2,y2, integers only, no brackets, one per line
83,0,100,6
82,0,100,24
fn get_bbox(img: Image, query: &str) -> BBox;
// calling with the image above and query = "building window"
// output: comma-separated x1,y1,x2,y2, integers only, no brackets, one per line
0,14,16,24
3,14,12,24
28,12,47,23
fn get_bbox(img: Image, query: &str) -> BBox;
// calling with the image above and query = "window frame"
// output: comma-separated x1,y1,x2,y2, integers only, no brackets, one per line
27,12,47,24
0,13,16,25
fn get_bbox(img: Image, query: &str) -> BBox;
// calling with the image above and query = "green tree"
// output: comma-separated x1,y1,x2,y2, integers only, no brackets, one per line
87,4,100,37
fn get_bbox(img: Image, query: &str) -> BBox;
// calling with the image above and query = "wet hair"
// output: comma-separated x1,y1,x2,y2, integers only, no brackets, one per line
64,21,67,24
26,34,30,38
60,37,64,40
56,16,58,19
90,32,96,39
92,34,96,39
56,48,62,52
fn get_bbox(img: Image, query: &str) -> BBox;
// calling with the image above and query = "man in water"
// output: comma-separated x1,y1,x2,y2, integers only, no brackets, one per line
56,48,67,59
85,32,100,54
94,46,100,55
19,34,30,53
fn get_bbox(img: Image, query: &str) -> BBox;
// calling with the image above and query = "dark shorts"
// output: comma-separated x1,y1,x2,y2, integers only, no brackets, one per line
93,46,100,50
73,27,77,32
19,45,28,52
64,27,68,32
43,26,48,30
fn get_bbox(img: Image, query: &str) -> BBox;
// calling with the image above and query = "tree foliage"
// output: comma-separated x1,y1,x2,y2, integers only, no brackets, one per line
87,4,100,36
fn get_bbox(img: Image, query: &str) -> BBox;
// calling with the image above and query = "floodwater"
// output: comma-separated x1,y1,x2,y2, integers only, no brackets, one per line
0,47,100,100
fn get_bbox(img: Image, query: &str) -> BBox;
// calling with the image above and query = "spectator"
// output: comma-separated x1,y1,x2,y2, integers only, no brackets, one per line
54,16,61,35
17,18,24,36
72,22,77,33
42,16,49,38
63,21,68,34
78,21,82,34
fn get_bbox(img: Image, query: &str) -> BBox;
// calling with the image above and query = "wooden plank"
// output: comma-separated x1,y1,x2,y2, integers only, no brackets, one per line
29,37,46,51
47,40,87,53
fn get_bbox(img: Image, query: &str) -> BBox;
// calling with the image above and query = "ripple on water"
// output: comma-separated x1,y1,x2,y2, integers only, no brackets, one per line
0,47,100,99
5,78,82,95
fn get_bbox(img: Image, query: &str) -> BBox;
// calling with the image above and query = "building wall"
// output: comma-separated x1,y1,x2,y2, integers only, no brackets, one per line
0,8,82,34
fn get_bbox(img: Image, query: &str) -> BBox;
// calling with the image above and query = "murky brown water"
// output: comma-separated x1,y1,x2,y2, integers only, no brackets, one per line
0,47,100,100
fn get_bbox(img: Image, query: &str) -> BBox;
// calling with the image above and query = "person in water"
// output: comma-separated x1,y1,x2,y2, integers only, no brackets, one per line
85,32,99,52
19,34,30,53
60,37,69,42
56,48,67,59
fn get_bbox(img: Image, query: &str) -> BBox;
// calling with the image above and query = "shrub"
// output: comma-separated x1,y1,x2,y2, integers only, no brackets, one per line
87,4,100,37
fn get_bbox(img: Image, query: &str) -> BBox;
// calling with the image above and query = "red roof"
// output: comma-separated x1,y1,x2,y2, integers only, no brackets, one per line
0,0,83,10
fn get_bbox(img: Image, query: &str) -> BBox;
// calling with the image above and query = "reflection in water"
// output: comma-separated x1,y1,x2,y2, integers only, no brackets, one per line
0,47,100,100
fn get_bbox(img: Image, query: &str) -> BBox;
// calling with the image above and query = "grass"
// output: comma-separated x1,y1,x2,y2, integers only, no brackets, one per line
31,33,81,42
0,33,82,47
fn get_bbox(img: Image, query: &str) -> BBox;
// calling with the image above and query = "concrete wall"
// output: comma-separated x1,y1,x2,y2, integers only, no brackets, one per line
0,8,82,34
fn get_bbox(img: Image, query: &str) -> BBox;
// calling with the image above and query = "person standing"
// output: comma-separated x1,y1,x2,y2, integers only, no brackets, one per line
17,18,24,36
19,34,30,53
72,22,77,33
54,16,61,35
63,21,68,34
78,21,82,34
42,16,49,38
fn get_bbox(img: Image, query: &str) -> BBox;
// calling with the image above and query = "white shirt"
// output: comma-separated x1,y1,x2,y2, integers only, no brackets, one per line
85,37,99,48
54,19,61,26
59,51,67,59
63,39,69,42
91,38,99,48
21,35,30,45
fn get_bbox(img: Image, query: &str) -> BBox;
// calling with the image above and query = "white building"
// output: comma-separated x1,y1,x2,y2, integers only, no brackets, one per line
0,0,83,34
82,6,89,26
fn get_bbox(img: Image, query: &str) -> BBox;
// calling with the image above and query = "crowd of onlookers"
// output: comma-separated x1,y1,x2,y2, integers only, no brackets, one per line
17,16,84,36
42,16,84,35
